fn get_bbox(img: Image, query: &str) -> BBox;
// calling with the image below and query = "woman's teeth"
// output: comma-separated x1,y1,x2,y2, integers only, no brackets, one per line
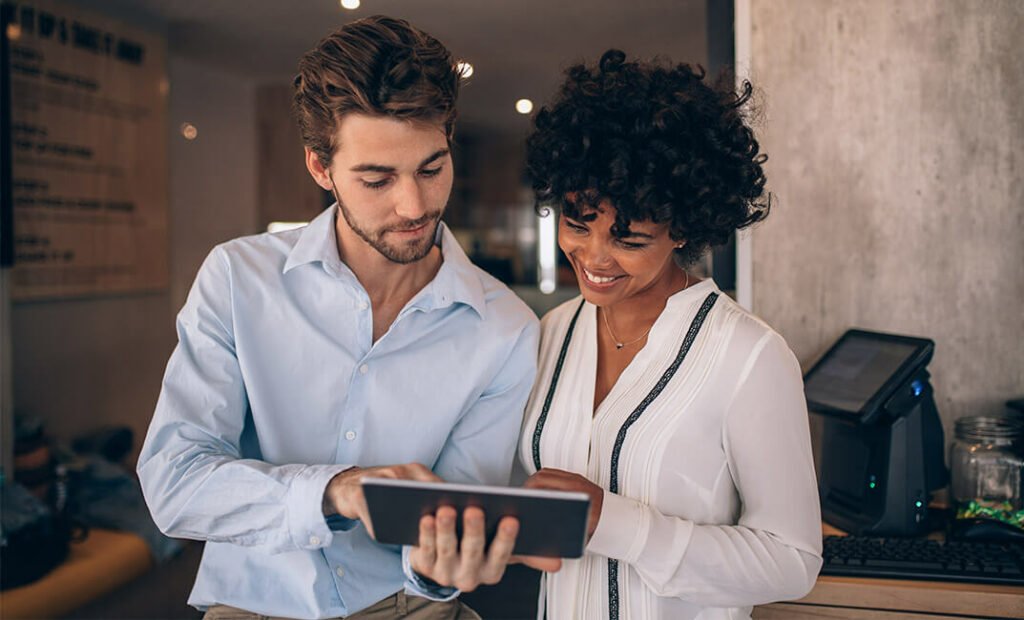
583,268,620,284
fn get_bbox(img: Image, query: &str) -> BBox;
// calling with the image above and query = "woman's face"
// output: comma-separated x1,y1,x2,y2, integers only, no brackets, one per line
558,202,684,308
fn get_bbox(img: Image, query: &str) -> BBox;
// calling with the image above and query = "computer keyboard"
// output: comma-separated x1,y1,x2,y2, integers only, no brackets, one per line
821,535,1024,586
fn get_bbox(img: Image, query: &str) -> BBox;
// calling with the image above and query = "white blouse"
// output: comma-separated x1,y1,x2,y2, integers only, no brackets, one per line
519,279,822,620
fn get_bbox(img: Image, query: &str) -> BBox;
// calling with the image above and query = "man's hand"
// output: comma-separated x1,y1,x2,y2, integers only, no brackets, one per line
410,506,563,591
323,463,439,537
524,467,604,537
409,506,516,591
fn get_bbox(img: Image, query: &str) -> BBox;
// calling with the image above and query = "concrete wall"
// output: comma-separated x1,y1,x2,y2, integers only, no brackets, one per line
749,1,1024,438
12,54,258,450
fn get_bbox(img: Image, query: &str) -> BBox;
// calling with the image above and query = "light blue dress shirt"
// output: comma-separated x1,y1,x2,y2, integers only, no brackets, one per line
137,205,539,619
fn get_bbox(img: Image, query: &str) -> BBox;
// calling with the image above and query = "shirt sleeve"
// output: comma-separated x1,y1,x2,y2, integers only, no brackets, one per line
402,311,540,598
137,246,352,554
586,331,823,607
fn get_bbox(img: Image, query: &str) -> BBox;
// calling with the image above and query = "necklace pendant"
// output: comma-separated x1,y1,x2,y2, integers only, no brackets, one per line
616,343,624,350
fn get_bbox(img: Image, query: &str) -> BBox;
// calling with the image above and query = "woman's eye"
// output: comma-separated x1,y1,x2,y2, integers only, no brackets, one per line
616,239,647,250
564,220,587,233
418,166,443,178
362,177,391,190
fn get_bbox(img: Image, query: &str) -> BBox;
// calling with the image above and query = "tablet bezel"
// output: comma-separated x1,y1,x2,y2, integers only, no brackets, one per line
360,477,591,558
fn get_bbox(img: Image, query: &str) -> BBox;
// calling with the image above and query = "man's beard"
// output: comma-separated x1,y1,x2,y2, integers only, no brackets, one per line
334,192,441,265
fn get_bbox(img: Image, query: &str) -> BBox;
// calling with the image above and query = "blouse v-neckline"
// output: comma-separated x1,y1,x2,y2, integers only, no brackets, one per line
583,279,714,420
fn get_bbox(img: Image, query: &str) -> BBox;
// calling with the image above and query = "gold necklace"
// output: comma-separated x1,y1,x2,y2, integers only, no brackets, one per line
603,270,689,350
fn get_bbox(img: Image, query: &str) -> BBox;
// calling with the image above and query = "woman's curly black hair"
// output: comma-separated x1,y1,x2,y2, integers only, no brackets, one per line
526,49,770,265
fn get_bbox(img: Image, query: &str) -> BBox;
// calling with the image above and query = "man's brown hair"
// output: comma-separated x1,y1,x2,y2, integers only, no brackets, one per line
293,15,460,169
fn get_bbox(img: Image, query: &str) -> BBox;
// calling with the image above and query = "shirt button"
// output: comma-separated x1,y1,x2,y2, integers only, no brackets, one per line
345,430,357,441
309,535,320,546
359,364,368,374
359,301,368,311
336,566,345,578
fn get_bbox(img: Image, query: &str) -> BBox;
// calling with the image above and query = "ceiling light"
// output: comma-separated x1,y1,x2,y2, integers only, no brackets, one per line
340,0,360,10
456,61,474,79
181,123,198,141
515,99,534,115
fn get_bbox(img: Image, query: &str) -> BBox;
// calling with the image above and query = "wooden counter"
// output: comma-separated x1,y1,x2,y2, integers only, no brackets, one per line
0,529,153,619
753,523,1024,619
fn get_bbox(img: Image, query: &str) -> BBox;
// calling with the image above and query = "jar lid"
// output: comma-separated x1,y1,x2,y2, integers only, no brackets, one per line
955,415,1024,442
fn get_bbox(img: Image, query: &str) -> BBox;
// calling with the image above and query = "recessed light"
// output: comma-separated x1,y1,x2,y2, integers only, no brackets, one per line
456,61,474,79
340,0,360,10
515,99,533,115
181,123,198,140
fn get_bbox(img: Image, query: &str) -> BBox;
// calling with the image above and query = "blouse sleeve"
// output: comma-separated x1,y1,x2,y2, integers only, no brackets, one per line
586,331,823,607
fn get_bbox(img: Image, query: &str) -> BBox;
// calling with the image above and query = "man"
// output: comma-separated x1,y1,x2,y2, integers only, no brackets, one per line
138,16,548,619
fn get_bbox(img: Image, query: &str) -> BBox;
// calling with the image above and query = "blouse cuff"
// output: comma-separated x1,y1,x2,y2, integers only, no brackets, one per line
586,490,648,563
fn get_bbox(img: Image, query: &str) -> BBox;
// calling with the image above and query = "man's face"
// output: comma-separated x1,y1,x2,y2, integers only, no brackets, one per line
326,114,453,264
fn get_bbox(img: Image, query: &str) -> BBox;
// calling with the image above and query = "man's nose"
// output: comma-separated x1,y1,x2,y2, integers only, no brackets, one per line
394,177,427,221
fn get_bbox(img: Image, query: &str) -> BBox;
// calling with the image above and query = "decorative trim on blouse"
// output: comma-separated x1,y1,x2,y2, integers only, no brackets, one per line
531,299,585,471
606,292,719,620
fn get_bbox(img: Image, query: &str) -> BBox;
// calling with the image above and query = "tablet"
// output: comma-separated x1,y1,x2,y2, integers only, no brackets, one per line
360,477,591,558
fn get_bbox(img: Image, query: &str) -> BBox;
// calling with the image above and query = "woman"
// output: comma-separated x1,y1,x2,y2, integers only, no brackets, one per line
519,50,822,619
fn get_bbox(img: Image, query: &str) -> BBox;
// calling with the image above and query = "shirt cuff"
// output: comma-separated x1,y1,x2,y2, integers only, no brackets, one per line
586,490,649,563
401,545,459,601
286,464,354,551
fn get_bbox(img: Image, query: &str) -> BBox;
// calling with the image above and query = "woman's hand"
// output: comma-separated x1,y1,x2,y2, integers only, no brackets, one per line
524,468,605,537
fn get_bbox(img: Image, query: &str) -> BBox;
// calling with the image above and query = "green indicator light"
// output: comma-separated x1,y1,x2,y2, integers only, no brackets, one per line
869,482,876,489
915,501,923,508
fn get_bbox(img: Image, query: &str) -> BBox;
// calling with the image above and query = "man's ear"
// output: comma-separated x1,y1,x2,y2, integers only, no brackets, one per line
305,148,333,190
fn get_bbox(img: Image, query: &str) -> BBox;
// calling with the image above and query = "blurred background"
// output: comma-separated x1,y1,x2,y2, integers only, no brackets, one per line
1,0,1022,618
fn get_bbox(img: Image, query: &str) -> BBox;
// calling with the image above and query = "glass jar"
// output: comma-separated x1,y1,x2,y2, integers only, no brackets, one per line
949,415,1024,530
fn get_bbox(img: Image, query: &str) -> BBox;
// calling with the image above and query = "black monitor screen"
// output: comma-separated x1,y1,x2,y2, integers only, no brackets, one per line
805,335,921,414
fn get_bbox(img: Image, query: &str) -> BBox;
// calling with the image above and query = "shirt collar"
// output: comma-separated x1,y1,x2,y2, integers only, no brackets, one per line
283,204,486,317
283,205,346,275
428,223,487,318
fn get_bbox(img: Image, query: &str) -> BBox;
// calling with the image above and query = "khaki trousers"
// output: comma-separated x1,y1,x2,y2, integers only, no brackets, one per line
202,591,481,620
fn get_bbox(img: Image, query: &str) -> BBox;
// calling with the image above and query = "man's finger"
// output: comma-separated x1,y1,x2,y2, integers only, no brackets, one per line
480,516,518,584
411,514,437,573
433,506,459,584
405,463,443,482
361,508,376,539
454,507,486,591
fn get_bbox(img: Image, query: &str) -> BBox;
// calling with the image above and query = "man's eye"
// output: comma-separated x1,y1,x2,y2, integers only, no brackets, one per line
419,166,443,178
564,220,587,232
362,178,391,190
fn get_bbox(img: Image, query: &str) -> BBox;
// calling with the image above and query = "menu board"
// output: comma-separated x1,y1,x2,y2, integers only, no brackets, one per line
4,0,167,300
